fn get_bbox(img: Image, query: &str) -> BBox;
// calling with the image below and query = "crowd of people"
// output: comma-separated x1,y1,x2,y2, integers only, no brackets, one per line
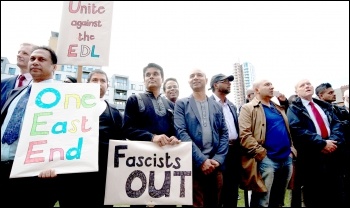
1,43,349,207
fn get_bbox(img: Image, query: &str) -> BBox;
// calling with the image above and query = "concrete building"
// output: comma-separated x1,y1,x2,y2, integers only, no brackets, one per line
1,57,144,112
232,62,246,107
242,62,255,94
334,84,349,106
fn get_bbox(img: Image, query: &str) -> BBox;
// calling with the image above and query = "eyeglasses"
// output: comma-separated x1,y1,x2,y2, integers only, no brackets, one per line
218,79,230,84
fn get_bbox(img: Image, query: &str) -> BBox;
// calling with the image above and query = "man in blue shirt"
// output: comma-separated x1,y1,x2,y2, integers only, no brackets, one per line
239,79,296,207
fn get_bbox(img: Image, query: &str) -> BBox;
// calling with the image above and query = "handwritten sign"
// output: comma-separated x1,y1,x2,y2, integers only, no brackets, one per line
10,83,100,178
56,1,114,66
104,140,193,206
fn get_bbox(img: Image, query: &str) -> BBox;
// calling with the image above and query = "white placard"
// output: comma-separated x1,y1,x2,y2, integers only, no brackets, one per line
10,83,100,178
105,140,193,206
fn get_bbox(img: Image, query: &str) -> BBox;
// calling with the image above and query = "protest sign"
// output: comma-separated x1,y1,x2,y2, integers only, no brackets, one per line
56,1,114,66
105,140,193,206
10,83,100,178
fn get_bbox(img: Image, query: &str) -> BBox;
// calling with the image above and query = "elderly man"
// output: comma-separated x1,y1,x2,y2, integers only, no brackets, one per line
287,79,345,207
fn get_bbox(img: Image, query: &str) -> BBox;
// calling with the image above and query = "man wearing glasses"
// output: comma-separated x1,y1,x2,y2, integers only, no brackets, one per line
209,74,241,208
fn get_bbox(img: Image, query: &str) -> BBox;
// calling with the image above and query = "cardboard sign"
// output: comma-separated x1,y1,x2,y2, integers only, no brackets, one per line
105,140,193,206
10,83,100,178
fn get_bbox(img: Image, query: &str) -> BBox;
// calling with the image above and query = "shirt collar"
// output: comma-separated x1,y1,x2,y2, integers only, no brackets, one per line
18,73,33,81
31,79,55,84
145,90,163,98
300,97,312,107
213,93,226,104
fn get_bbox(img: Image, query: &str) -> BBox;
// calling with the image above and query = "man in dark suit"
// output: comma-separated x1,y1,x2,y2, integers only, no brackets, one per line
1,46,58,207
1,43,37,109
209,73,241,208
58,69,125,207
287,79,345,207
174,68,229,207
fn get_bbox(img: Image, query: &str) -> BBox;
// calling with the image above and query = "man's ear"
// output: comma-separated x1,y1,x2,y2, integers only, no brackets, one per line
51,64,57,75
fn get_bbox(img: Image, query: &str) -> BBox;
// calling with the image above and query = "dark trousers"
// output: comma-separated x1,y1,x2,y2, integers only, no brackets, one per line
290,160,302,207
0,161,58,208
302,157,345,207
189,168,223,207
58,144,112,208
58,171,113,208
220,144,240,208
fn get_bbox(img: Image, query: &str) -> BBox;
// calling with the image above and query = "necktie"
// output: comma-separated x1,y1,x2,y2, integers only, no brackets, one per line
309,101,328,138
2,85,32,145
18,75,26,87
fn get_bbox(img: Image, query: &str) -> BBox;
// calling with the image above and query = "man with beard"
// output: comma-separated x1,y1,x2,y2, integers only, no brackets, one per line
315,83,349,206
208,74,240,208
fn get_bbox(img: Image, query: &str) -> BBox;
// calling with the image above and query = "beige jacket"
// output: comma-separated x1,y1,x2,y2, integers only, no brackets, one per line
238,97,297,192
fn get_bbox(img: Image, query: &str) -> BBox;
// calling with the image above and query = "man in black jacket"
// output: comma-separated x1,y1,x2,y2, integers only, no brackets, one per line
287,79,345,207
58,69,125,207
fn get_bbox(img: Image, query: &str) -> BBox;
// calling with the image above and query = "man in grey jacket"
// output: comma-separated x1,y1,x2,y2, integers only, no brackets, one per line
174,68,228,207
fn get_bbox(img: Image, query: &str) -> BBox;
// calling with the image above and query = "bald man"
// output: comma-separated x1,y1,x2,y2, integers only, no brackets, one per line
239,79,296,207
174,69,228,207
287,79,345,207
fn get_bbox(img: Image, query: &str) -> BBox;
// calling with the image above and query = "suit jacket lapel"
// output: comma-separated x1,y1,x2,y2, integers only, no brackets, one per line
9,75,18,89
1,86,27,115
208,98,215,127
189,95,202,124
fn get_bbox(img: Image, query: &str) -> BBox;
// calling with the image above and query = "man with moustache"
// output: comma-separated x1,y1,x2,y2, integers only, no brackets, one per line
1,46,59,207
208,73,240,208
163,77,180,103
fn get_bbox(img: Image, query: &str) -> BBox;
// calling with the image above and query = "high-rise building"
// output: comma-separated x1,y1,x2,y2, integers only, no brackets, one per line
231,61,256,107
232,62,245,107
242,62,255,93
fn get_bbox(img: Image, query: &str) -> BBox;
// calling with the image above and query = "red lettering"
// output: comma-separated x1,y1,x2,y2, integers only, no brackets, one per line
24,140,47,164
68,1,105,14
81,116,91,132
68,44,78,57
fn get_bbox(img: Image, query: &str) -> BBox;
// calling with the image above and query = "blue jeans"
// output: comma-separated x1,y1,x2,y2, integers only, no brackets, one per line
251,156,293,207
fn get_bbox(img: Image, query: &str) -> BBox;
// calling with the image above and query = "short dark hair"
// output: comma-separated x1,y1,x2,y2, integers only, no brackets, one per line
33,46,57,64
143,63,164,80
163,77,178,92
87,68,108,83
315,83,332,97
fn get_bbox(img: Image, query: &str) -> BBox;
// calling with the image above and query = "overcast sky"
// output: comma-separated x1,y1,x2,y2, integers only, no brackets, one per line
1,1,349,99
